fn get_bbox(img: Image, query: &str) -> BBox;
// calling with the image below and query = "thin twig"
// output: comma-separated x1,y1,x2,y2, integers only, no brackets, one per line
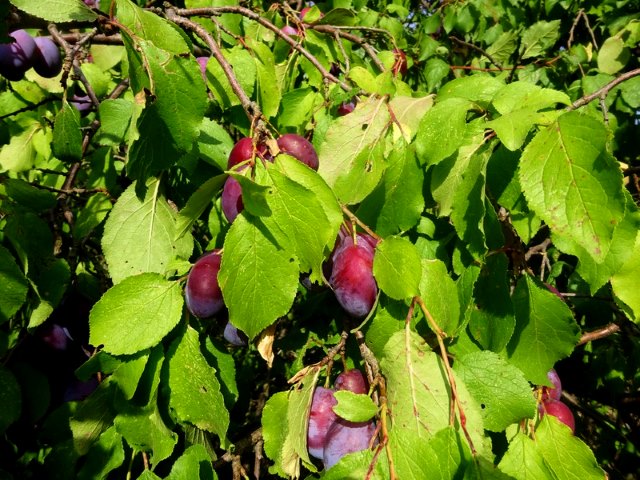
568,68,640,110
340,205,381,241
578,323,621,345
450,35,502,69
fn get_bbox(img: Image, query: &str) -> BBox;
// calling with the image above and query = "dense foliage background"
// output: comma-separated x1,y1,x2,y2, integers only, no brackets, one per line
1,0,639,478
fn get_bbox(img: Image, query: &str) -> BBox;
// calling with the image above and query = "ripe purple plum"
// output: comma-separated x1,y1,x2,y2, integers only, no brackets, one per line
334,369,367,394
541,368,562,402
329,238,378,318
0,30,37,81
337,100,356,116
39,323,73,351
277,133,319,171
227,137,267,170
323,419,376,469
221,176,244,223
540,399,575,434
223,321,248,346
32,37,62,78
70,93,93,115
185,250,225,319
307,386,338,459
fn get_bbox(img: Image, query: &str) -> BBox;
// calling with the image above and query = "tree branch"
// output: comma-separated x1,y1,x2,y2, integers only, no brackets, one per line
578,323,621,345
568,68,640,111
450,35,502,69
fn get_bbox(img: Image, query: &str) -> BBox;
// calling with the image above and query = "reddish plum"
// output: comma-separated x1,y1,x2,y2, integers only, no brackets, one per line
185,250,224,319
227,137,268,170
281,25,300,37
307,386,338,459
540,399,575,433
541,368,562,402
329,240,378,318
221,176,244,223
32,37,62,78
337,100,356,116
334,369,367,394
277,133,319,171
323,419,376,469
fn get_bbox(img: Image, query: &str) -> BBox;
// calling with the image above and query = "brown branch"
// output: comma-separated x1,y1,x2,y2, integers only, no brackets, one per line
171,6,351,91
213,428,263,468
578,323,621,345
450,35,502,69
312,24,386,72
340,205,382,242
568,68,640,110
164,9,260,124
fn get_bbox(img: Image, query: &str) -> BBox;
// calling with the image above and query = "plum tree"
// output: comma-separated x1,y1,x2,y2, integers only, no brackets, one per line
334,369,367,394
322,419,376,470
329,235,378,318
307,386,338,459
540,400,575,434
32,37,62,78
185,250,225,319
277,134,319,171
0,30,37,81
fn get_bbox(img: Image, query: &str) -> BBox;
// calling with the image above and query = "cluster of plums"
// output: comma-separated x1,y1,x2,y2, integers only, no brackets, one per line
0,30,62,81
221,134,319,223
537,369,575,433
308,369,377,469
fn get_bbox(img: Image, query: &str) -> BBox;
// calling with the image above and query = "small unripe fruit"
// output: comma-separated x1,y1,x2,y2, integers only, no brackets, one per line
32,37,62,78
277,133,319,171
185,250,225,319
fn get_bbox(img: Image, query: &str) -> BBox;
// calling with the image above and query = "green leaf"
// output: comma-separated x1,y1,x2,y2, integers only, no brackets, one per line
116,0,189,54
28,258,71,329
611,232,640,322
111,351,149,400
454,351,536,431
114,398,178,465
347,66,379,94
519,111,626,265
205,46,256,109
262,391,290,478
499,432,555,480
333,391,378,422
468,253,515,353
536,416,606,479
175,175,226,241
318,96,391,204
74,193,112,239
598,36,630,75
0,245,28,324
388,95,434,142
506,276,580,385
203,337,239,410
166,445,218,480
70,380,117,455
419,259,460,336
102,180,193,284
0,123,42,172
257,155,342,278
415,98,473,166
53,100,83,161
386,426,442,480
77,427,125,480
96,99,135,146
438,75,504,105
428,427,470,479
287,369,321,473
521,20,561,59
491,82,570,115
0,366,21,434
373,236,422,300
196,118,234,171
381,330,490,457
9,0,97,22
218,215,300,340
89,273,184,355
319,449,388,479
357,144,425,236
167,325,229,440
248,38,281,119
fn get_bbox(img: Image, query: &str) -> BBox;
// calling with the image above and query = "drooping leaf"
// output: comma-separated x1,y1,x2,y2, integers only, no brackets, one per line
89,273,184,355
218,215,299,340
77,427,125,480
454,351,536,431
318,96,391,204
102,180,193,284
519,111,626,265
53,100,83,161
506,276,580,385
167,325,229,441
8,0,97,22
